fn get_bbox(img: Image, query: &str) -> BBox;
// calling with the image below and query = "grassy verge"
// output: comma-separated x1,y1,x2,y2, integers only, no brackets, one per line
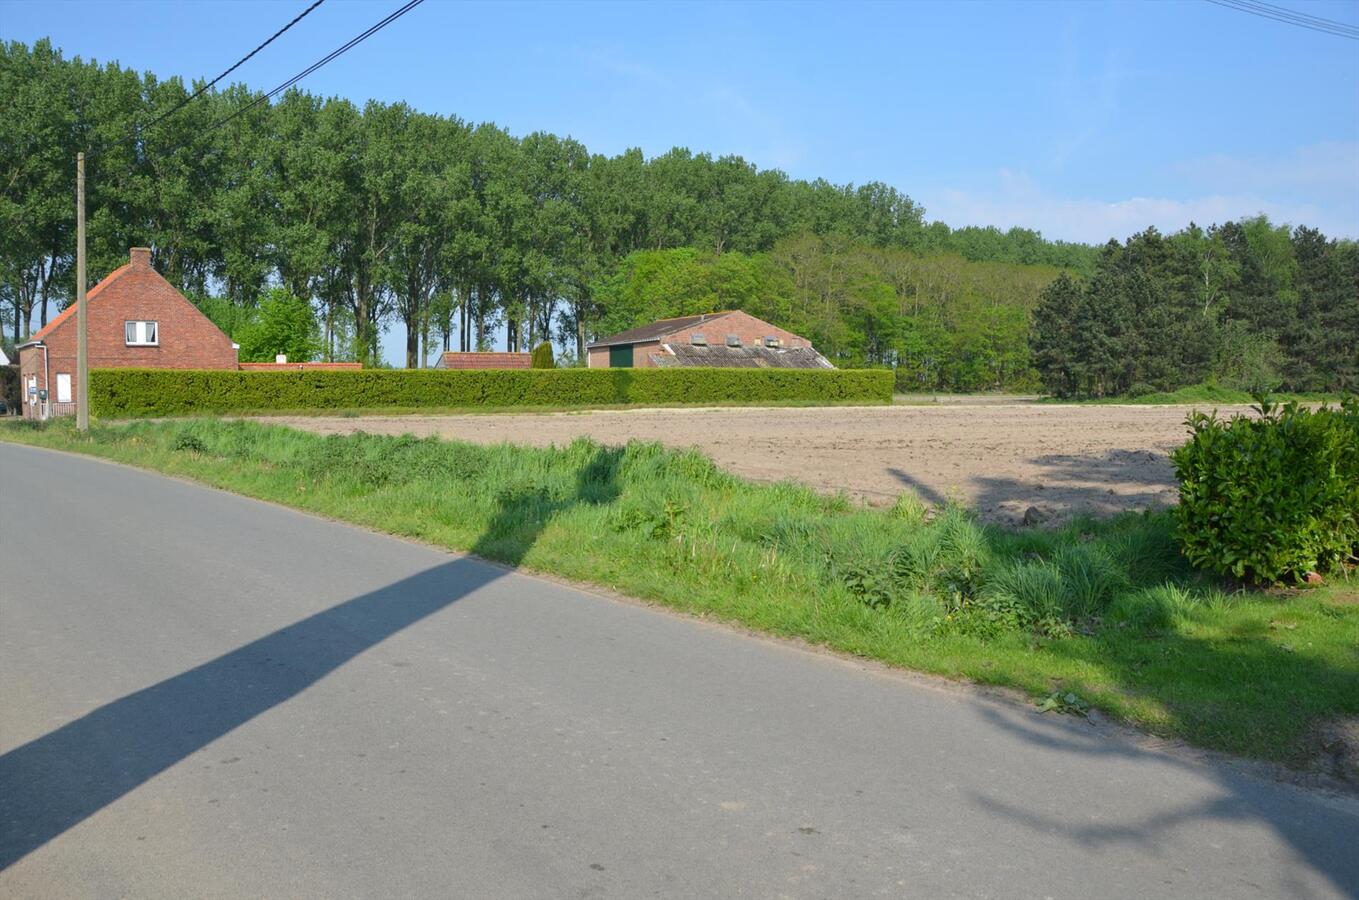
892,393,1040,406
1040,383,1343,406
3,417,1355,771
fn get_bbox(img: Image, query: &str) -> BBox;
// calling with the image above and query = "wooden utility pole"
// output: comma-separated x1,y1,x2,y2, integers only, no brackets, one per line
76,152,88,431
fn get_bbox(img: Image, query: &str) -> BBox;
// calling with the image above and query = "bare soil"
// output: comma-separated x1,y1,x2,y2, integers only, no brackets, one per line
260,403,1249,525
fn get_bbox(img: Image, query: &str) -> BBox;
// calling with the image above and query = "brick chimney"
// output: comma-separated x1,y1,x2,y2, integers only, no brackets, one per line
129,247,152,268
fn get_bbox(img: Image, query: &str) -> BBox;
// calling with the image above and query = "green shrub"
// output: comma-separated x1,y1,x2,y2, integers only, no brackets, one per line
236,288,323,363
839,556,899,609
0,364,19,411
173,432,207,453
89,367,894,416
1172,396,1359,583
530,342,554,369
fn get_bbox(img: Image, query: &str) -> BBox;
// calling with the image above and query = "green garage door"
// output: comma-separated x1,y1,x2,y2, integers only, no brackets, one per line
609,344,634,368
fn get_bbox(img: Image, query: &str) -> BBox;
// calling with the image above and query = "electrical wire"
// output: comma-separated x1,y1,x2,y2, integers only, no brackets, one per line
151,0,427,160
140,0,327,134
1230,0,1359,33
1203,0,1359,40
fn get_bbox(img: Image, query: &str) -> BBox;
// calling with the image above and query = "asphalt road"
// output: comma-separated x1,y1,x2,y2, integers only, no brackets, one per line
1,441,1356,899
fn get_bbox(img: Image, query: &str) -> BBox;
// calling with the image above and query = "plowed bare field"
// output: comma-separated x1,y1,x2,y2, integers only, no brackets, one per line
262,403,1245,524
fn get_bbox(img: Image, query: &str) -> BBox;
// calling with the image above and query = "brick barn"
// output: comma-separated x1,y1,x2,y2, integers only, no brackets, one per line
17,248,239,419
586,310,832,369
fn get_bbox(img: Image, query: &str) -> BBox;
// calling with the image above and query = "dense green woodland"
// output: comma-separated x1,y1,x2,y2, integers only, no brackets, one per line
1033,220,1359,396
3,39,1355,392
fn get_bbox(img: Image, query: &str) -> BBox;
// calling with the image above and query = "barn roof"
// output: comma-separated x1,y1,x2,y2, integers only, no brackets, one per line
586,312,735,348
649,344,834,369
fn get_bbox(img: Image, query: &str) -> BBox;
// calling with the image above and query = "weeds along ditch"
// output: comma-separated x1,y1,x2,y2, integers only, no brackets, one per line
3,416,1356,769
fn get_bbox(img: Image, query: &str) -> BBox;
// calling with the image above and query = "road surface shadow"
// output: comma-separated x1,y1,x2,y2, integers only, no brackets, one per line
0,446,622,870
964,679,1359,897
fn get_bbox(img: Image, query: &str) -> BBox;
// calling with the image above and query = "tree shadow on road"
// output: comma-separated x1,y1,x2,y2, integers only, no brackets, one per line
889,448,1177,525
960,632,1359,899
0,446,623,870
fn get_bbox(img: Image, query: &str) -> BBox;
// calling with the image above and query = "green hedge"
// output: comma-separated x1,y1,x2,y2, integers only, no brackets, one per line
1171,396,1359,583
90,367,894,416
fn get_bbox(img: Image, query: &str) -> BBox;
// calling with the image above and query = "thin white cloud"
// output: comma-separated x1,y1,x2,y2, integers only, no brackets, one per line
574,46,666,85
922,168,1358,243
1173,141,1359,198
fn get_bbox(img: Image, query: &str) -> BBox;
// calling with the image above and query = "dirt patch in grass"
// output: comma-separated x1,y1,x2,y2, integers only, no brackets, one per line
1310,717,1359,784
261,402,1255,524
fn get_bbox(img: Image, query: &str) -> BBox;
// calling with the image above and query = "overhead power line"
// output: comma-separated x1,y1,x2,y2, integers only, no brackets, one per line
151,0,427,161
1235,0,1359,32
1203,0,1359,40
140,0,328,134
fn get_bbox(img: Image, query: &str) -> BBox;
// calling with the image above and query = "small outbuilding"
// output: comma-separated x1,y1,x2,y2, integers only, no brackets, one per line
17,248,239,419
586,310,831,369
433,351,532,370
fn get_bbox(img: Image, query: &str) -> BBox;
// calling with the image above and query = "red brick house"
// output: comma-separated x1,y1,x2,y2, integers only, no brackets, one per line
18,248,239,418
433,351,532,370
586,310,831,369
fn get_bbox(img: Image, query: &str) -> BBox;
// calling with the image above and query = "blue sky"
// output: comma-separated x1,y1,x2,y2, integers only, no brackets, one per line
4,0,1357,364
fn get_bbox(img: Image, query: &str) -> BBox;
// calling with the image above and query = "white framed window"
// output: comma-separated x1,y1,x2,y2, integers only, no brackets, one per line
125,320,158,346
56,373,72,403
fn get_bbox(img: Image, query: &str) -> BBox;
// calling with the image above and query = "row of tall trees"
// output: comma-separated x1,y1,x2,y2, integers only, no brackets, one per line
6,40,1351,393
1031,218,1359,397
2,38,1096,367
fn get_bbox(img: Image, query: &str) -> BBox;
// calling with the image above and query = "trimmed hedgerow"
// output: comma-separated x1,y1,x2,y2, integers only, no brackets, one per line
1172,396,1359,584
88,367,894,417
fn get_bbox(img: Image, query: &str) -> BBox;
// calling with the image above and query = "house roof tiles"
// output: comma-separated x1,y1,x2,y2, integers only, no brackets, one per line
649,344,834,369
23,264,131,345
586,312,736,348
